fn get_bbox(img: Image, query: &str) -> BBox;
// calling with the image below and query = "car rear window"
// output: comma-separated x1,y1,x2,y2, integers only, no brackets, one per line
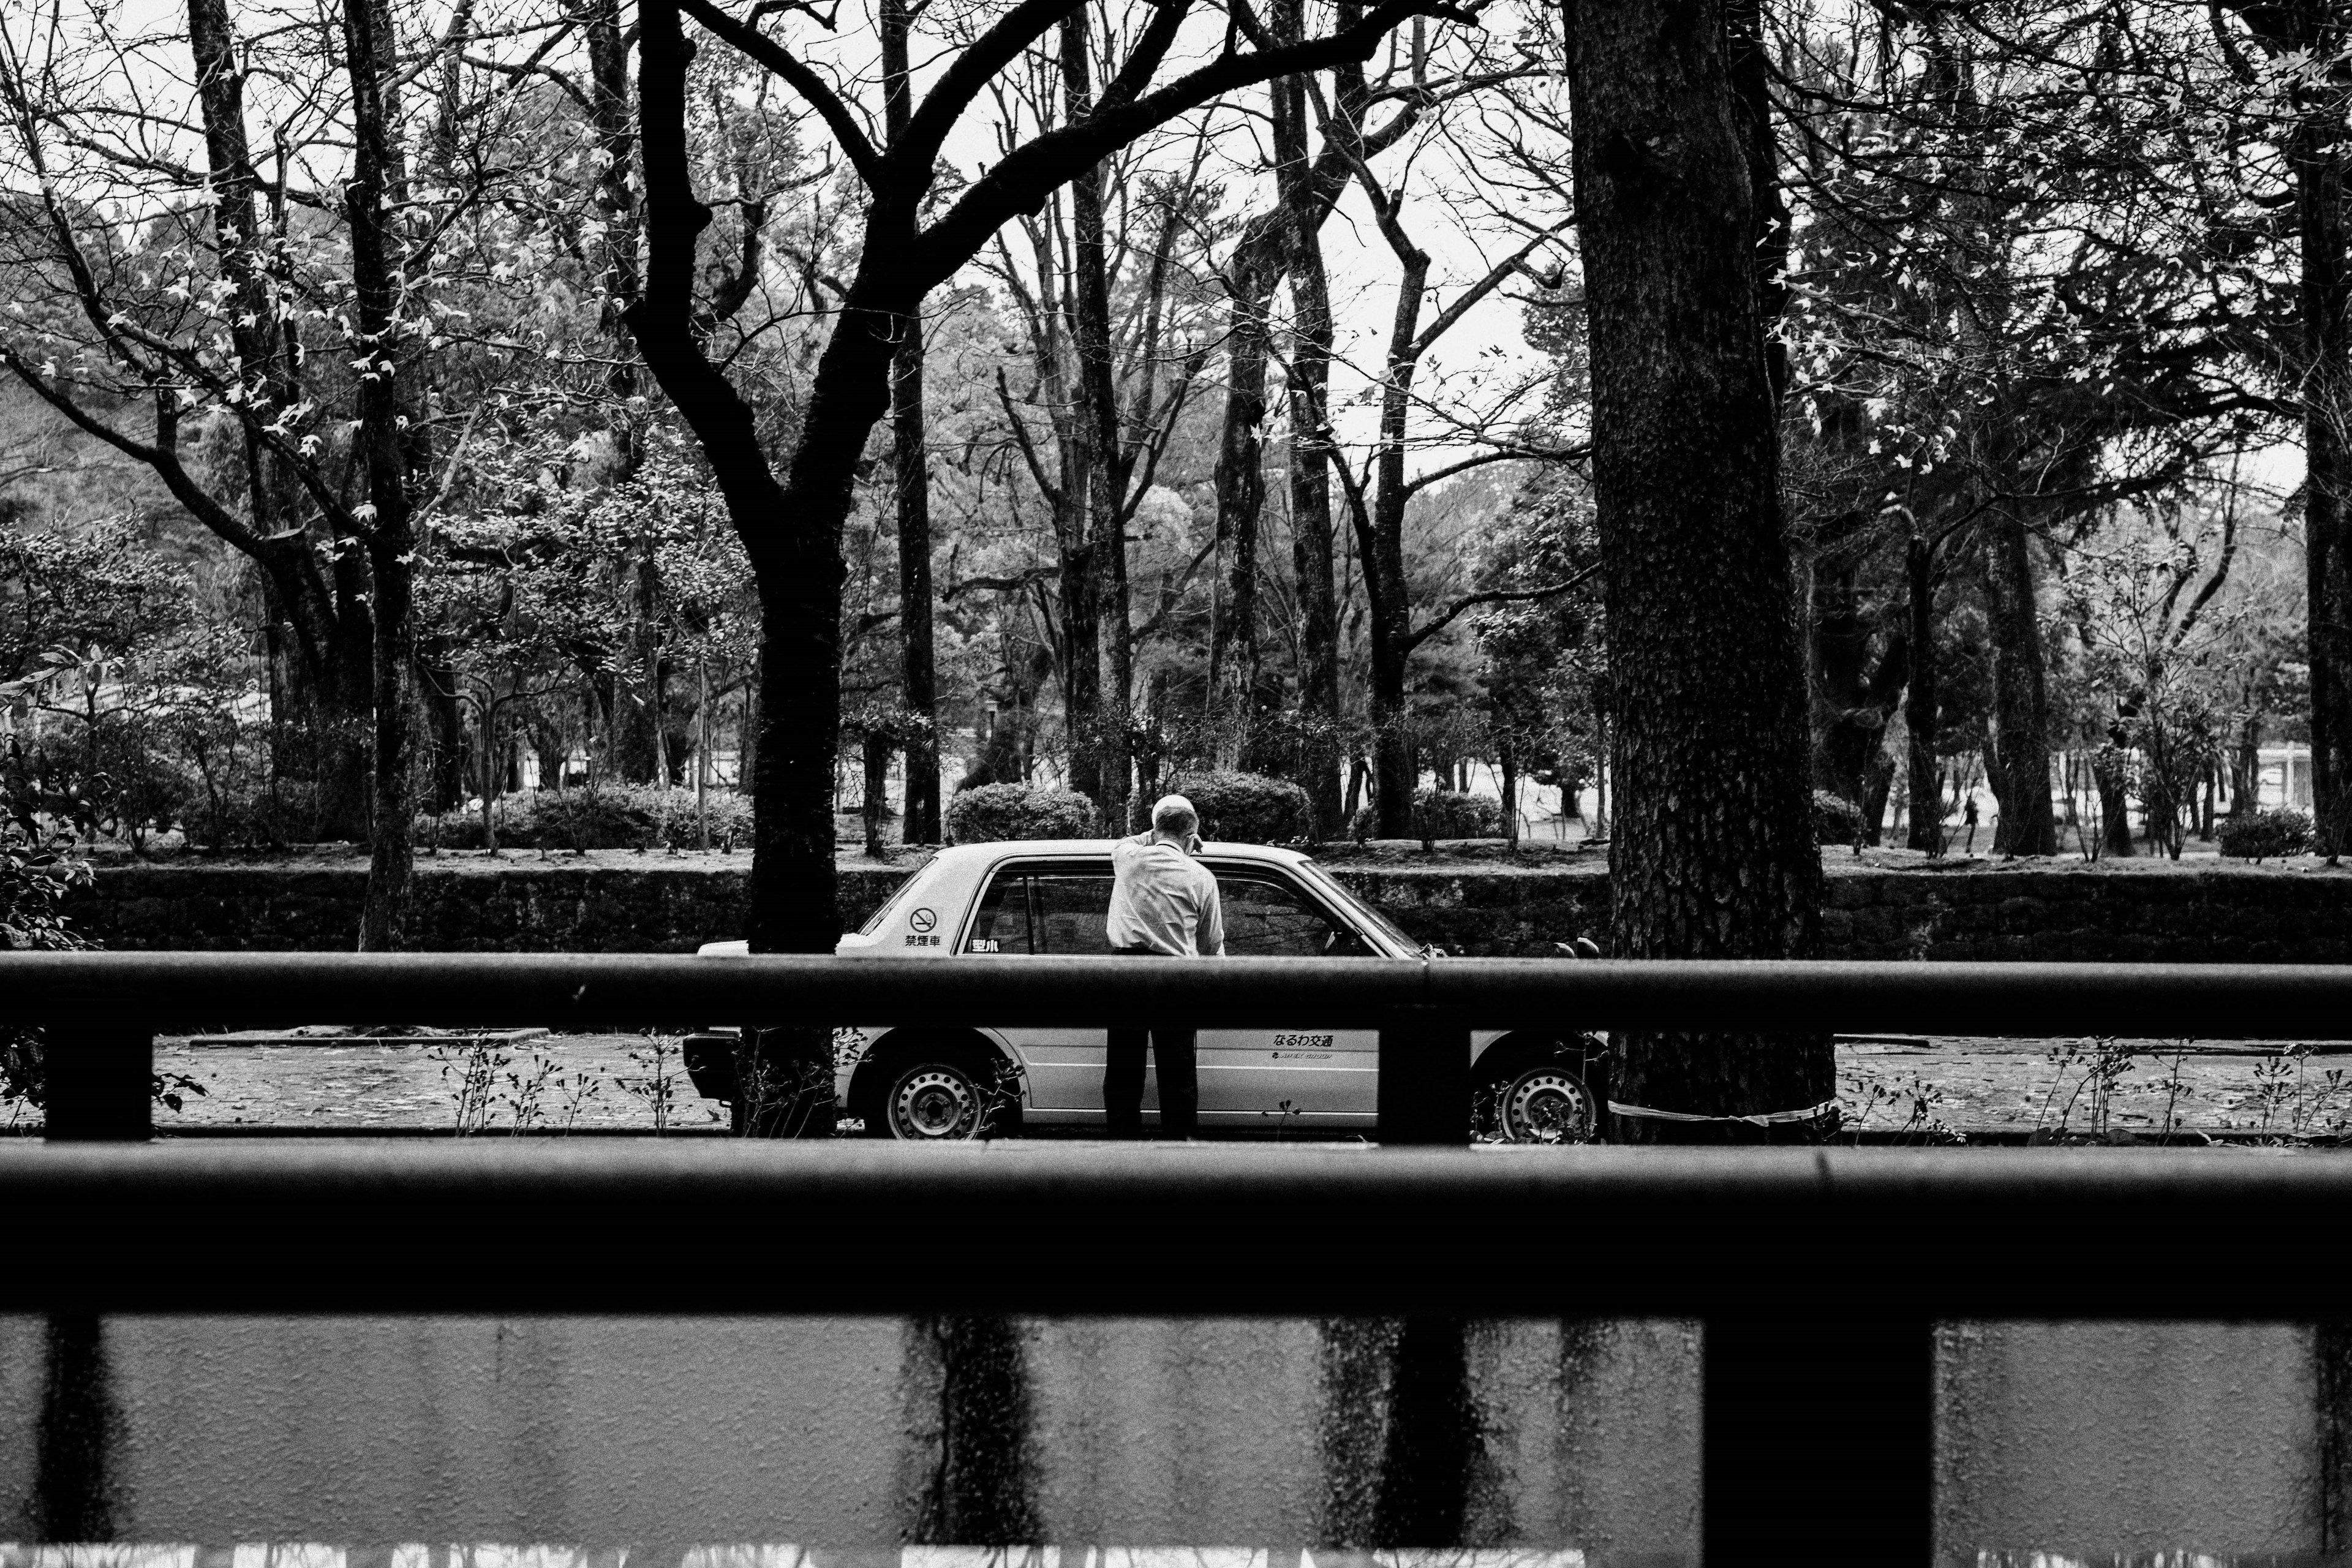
858,871,925,935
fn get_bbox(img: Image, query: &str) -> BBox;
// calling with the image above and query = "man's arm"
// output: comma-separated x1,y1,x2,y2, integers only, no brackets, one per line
1197,878,1225,957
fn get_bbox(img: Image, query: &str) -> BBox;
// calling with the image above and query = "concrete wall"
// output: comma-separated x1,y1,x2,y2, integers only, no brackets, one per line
59,858,2352,962
1,1316,2335,1562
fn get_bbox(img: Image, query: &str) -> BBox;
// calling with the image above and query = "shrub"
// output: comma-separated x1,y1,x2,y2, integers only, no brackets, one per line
1162,769,1312,843
1348,788,1506,841
1812,790,1861,845
2219,808,2313,862
1415,788,1503,839
944,782,1096,844
418,785,752,851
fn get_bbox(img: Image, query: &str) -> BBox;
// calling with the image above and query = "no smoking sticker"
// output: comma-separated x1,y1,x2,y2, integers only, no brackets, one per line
909,907,937,933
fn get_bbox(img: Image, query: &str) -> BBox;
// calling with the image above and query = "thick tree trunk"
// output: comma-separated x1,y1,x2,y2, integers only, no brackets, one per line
622,0,840,1133
1983,509,2057,856
1904,536,1942,854
1564,0,1828,1139
2296,96,2352,858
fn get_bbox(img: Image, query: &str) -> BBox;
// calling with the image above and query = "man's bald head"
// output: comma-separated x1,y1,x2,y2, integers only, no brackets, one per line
1152,794,1199,839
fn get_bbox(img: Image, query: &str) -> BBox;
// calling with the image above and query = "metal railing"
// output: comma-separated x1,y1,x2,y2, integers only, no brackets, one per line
8,951,2352,1561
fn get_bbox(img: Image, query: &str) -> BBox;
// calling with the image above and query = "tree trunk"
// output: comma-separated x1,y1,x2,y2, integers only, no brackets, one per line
1499,737,1519,848
883,0,940,847
2294,81,2352,859
1983,509,2057,856
1809,561,1906,812
1904,535,1942,853
1275,24,1343,839
1563,0,1828,1139
341,0,417,950
189,0,373,839
1362,225,1427,839
1063,10,1130,831
2094,748,2135,858
2232,719,2261,817
862,727,891,859
1210,262,1275,763
622,0,840,1134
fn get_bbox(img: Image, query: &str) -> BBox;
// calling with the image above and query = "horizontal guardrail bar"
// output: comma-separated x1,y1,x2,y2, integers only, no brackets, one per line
9,951,2352,1036
6,1141,2348,1316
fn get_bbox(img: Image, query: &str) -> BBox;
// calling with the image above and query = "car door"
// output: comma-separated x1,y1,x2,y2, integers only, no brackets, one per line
1019,863,1268,1126
1009,865,1126,1117
1201,868,1381,1129
956,864,1095,1117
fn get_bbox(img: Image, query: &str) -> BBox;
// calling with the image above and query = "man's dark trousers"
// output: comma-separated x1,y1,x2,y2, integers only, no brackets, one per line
1104,946,1198,1138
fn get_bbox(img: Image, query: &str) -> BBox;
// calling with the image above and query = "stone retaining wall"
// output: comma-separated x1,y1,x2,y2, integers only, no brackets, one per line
59,854,2352,961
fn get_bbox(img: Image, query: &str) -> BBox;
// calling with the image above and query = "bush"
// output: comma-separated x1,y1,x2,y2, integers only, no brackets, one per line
1162,769,1312,843
418,785,753,851
1415,788,1503,839
944,782,1096,844
1812,790,1861,845
2219,808,2313,862
1348,788,1506,841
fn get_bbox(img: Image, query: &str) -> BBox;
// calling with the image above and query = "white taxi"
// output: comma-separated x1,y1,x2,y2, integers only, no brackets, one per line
685,839,1604,1141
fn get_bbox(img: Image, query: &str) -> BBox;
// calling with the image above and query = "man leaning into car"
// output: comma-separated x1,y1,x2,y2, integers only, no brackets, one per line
1102,793,1224,1138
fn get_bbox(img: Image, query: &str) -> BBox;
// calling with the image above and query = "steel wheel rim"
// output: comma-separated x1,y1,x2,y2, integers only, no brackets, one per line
893,1068,980,1139
1503,1069,1590,1144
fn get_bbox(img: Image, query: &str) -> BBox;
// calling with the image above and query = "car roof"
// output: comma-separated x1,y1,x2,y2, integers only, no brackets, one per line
934,838,1314,865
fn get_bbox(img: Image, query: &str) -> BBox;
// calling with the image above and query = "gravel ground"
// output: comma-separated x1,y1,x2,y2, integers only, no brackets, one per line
72,1032,2348,1139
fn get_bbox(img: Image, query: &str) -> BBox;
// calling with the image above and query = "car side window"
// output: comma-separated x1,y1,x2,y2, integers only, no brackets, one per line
1215,874,1348,957
1031,873,1119,954
963,871,1031,954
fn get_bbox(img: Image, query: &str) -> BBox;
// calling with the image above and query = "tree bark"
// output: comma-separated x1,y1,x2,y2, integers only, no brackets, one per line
1563,0,1828,1139
622,0,840,1133
1209,253,1275,761
1982,508,2057,856
1288,221,1343,835
1904,535,1942,853
884,0,940,846
1062,10,1130,830
2294,61,2352,858
341,0,418,951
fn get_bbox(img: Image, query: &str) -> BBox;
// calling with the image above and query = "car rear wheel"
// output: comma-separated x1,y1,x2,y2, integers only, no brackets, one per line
1487,1058,1597,1144
883,1058,992,1140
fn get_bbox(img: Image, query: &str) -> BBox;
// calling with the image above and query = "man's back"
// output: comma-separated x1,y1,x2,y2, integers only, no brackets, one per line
1106,835,1224,957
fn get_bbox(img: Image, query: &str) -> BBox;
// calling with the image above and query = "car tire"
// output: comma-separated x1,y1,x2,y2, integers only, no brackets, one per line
1482,1054,1598,1144
880,1055,998,1140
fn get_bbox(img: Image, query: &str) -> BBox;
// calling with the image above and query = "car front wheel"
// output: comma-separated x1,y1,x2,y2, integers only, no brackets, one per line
883,1058,992,1140
1487,1058,1597,1144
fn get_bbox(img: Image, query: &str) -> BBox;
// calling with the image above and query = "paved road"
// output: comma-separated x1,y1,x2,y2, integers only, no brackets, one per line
83,1032,2347,1139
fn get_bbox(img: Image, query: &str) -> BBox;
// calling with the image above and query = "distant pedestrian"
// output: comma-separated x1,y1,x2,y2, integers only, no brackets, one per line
1103,793,1224,1139
1963,796,1980,854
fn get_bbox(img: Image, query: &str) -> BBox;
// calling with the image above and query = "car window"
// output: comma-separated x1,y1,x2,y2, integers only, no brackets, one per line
858,868,925,936
1216,873,1346,957
1032,873,1119,954
963,870,1031,954
1295,862,1416,954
